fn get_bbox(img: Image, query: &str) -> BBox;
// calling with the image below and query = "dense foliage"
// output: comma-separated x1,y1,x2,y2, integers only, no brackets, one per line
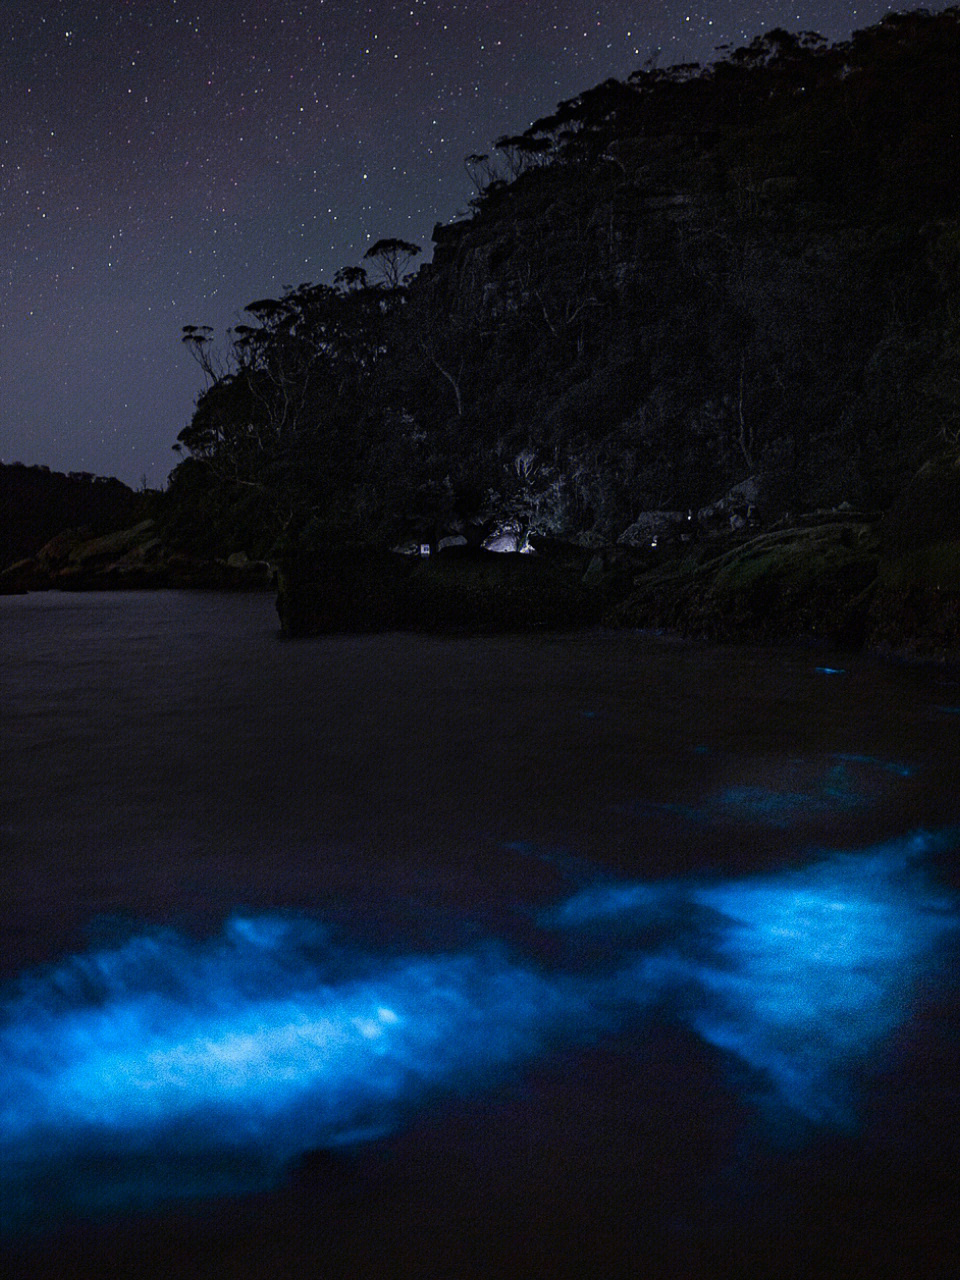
0,463,143,569
165,8,960,559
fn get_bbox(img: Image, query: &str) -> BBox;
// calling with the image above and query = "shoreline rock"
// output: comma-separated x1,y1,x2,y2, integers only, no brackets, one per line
0,520,274,595
5,479,959,663
275,519,960,663
275,546,613,636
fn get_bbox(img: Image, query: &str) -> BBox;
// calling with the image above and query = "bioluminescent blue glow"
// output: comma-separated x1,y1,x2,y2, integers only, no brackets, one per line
713,775,861,824
547,828,959,1126
816,666,846,675
833,753,915,778
1,831,957,1228
710,758,912,824
614,758,889,828
683,835,958,1127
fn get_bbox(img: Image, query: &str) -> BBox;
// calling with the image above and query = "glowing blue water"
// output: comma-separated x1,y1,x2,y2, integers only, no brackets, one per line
703,756,919,823
1,831,957,1229
833,752,915,778
712,775,861,824
613,758,883,827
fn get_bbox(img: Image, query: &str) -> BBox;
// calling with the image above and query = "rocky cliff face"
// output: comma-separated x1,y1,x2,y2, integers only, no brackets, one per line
160,9,960,657
391,15,959,550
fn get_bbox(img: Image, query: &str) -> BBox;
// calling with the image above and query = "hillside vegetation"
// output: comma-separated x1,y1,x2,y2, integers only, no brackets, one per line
0,463,142,570
165,8,960,563
12,11,959,651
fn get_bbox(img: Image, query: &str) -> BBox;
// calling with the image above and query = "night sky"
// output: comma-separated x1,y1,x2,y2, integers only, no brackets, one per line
0,2,931,487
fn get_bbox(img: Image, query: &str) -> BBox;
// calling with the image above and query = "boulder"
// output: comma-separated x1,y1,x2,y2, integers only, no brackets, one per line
617,511,691,548
484,531,520,553
276,549,604,636
35,527,94,569
482,521,523,553
698,477,764,531
0,557,45,593
869,540,960,659
68,519,156,565
881,451,960,554
0,520,272,593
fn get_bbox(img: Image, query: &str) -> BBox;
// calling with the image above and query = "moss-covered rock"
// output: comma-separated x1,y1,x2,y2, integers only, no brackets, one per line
0,520,275,594
609,522,881,647
868,540,960,658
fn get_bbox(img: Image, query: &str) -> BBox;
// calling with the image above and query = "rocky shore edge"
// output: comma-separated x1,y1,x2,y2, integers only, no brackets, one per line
608,519,960,661
0,520,274,594
272,519,960,662
276,455,960,662
5,456,959,663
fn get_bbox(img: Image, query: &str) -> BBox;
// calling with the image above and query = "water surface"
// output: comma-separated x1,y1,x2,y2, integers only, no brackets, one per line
2,591,958,1277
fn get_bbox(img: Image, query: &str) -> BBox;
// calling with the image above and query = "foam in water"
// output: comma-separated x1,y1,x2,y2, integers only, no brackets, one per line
1,830,957,1228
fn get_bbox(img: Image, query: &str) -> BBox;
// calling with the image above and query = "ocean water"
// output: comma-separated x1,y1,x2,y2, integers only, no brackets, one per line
2,591,959,1278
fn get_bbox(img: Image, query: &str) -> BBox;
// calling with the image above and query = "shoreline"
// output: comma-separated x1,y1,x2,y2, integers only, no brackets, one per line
4,519,959,666
273,522,960,664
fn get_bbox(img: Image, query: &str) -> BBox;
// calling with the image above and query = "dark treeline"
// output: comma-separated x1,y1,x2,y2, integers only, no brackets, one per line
0,463,142,570
164,8,960,561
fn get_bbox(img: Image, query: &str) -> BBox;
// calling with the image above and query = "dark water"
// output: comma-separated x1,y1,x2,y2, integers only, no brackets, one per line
2,591,959,1278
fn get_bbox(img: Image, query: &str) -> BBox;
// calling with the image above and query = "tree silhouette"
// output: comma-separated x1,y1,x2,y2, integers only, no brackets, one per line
363,238,422,289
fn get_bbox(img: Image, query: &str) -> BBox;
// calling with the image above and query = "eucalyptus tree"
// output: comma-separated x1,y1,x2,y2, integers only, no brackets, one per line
176,276,401,547
363,238,422,289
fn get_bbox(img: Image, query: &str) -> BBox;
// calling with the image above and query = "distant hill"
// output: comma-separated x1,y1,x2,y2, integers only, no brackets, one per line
0,462,141,570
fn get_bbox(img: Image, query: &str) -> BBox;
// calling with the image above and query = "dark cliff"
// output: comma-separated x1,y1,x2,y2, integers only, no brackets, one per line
169,9,960,561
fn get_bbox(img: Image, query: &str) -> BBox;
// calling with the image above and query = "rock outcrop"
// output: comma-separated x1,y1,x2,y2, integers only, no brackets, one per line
275,548,609,636
0,520,274,594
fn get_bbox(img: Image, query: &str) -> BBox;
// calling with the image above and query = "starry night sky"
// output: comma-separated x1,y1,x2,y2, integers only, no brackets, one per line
0,2,931,486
